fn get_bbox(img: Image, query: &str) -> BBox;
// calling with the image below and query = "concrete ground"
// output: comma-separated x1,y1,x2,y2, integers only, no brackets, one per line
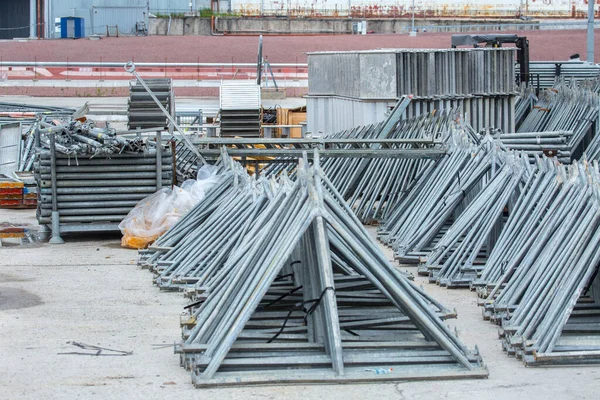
1,208,598,399
1,30,598,63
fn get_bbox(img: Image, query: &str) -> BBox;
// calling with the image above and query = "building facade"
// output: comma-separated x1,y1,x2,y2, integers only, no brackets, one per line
1,0,597,39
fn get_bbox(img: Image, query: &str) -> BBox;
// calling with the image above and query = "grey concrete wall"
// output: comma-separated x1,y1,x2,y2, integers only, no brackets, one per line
149,17,540,36
149,17,212,35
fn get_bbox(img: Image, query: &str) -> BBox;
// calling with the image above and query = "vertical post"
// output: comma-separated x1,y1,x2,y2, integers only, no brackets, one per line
146,0,150,32
49,134,64,244
170,139,177,186
588,0,595,63
30,0,37,38
411,0,415,35
264,126,272,138
156,130,162,190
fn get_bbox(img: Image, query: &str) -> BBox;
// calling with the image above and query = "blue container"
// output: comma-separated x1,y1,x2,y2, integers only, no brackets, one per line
60,17,85,39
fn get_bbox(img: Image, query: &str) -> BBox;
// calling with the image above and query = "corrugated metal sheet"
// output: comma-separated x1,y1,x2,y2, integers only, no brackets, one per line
307,96,394,135
220,81,261,110
0,0,30,39
309,48,514,100
307,95,516,136
47,0,150,37
308,53,361,98
0,123,22,176
92,5,148,35
232,0,596,17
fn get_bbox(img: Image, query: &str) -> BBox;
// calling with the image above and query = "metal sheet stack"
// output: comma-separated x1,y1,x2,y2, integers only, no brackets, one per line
138,150,488,386
34,118,173,232
525,61,600,89
127,78,174,130
219,81,261,137
307,48,517,135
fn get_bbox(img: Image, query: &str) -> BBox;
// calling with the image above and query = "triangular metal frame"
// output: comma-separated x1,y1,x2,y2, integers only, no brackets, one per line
176,150,487,386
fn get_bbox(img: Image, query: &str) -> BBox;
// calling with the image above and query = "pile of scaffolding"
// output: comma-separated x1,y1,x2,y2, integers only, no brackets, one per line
377,127,600,365
138,150,488,386
501,82,600,163
37,119,156,156
261,97,462,224
33,117,173,235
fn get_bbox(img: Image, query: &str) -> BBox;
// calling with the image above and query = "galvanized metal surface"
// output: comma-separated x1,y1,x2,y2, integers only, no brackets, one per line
220,81,261,110
308,48,515,99
373,117,600,365
477,161,600,365
306,96,395,135
32,115,174,234
523,61,600,88
307,48,517,137
506,80,600,163
137,149,487,385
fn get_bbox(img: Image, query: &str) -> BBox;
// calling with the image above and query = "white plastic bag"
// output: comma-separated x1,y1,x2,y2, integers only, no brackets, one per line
119,165,219,249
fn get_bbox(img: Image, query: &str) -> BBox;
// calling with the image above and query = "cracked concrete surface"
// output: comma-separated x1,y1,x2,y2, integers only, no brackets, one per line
0,208,597,399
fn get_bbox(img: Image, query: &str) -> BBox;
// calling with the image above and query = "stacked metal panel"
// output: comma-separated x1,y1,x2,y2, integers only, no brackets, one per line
525,61,600,89
219,81,262,137
421,153,530,288
307,48,516,135
261,97,458,224
127,78,174,130
395,49,515,97
324,108,458,223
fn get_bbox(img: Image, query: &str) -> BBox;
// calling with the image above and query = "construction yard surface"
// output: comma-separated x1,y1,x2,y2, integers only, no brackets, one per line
1,30,599,64
0,207,597,400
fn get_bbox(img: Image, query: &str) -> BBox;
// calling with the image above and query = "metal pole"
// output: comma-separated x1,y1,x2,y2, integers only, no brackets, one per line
156,130,163,190
410,0,416,36
49,134,65,244
124,61,206,165
588,0,595,63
